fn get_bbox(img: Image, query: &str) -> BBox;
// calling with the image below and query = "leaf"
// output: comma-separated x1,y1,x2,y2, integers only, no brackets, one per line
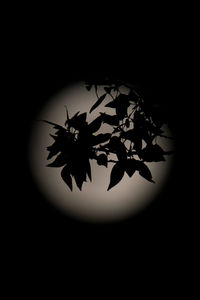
120,129,142,151
137,162,155,183
69,112,87,130
88,115,102,133
113,93,129,105
120,129,134,140
89,93,107,113
86,160,92,181
65,111,80,127
50,134,57,140
43,120,65,131
73,173,85,190
105,100,117,108
64,105,70,122
100,113,119,126
108,136,120,147
91,133,111,146
105,94,130,115
47,153,67,167
68,156,91,190
86,84,93,91
128,89,140,103
107,162,125,191
71,111,80,119
116,142,127,161
125,119,130,128
133,137,142,152
153,144,165,153
97,154,108,167
108,137,127,160
47,142,61,160
116,104,128,120
54,127,69,136
61,165,73,191
140,144,165,162
125,159,137,177
70,162,87,190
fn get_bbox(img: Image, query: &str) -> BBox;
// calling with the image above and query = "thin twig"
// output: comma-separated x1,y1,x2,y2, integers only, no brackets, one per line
108,159,118,163
159,134,174,139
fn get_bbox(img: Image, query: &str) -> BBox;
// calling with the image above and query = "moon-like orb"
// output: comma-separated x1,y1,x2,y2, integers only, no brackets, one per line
28,81,174,223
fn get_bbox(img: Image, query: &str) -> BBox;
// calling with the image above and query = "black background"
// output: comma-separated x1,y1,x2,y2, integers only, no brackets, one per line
4,7,195,289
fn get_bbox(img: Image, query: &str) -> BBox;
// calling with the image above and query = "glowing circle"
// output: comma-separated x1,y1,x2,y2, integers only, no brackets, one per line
29,82,174,223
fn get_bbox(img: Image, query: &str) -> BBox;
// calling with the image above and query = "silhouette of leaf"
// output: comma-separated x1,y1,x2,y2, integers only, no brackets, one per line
47,142,61,160
49,134,57,140
64,105,70,122
65,111,82,126
134,110,145,126
74,173,85,190
133,137,143,152
46,130,76,160
116,104,128,120
54,127,68,136
125,159,137,177
120,129,134,140
89,93,107,113
71,111,80,120
86,84,93,91
116,93,130,103
116,142,127,161
86,160,92,181
108,136,127,160
61,165,73,191
69,112,87,130
42,120,66,138
97,154,108,167
105,100,117,108
70,160,87,190
153,144,165,154
91,133,111,146
106,94,130,120
120,129,143,151
100,113,119,126
125,119,130,128
117,150,127,161
137,162,155,183
43,120,65,131
105,94,130,115
128,89,140,103
107,162,125,191
140,144,165,162
88,115,102,133
47,153,67,167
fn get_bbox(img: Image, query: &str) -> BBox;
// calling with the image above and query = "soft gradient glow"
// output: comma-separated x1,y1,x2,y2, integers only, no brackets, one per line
29,82,174,223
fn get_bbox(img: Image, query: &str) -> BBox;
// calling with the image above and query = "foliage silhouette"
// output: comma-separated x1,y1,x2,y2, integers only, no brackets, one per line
43,80,174,191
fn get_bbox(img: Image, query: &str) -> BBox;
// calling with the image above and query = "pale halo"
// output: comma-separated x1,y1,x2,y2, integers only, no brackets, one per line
28,81,174,223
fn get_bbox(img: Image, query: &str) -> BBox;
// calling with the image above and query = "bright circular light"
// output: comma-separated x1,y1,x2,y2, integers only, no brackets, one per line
28,81,174,223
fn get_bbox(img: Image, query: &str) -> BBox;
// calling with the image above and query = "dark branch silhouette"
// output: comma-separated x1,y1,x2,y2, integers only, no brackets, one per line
43,80,174,191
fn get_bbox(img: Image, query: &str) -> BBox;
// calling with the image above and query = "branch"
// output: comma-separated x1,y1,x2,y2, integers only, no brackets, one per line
108,159,118,163
159,134,174,139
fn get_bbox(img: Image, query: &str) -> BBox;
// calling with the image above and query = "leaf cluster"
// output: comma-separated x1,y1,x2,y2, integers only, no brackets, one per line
44,81,173,191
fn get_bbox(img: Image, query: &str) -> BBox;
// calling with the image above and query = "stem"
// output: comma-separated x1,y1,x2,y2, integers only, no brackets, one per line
95,85,99,99
108,159,118,163
159,134,174,139
109,91,115,100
